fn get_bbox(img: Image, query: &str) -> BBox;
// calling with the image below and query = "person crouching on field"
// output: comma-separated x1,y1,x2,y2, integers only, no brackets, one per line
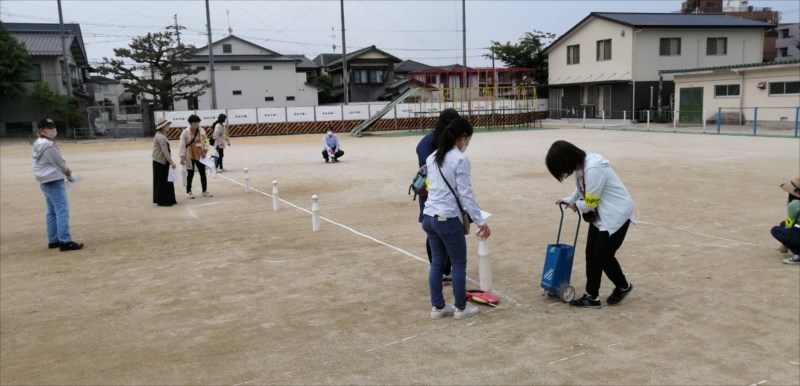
546,140,634,308
771,177,800,265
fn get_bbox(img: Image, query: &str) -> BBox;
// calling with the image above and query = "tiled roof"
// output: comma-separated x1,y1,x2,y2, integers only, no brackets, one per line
287,54,319,70
594,12,774,27
184,55,298,63
4,22,88,65
12,32,74,56
394,60,438,73
659,59,800,74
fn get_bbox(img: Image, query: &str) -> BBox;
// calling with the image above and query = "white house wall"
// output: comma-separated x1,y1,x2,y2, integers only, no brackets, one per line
194,38,277,56
548,18,634,85
193,61,318,109
635,28,765,82
674,65,800,122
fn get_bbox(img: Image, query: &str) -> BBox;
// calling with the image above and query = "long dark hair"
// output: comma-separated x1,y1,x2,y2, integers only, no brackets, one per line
433,108,459,149
545,140,587,182
212,113,227,129
434,116,473,166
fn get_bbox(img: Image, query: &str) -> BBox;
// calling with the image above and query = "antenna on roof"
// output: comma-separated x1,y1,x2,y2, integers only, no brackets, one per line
226,9,232,35
330,27,337,52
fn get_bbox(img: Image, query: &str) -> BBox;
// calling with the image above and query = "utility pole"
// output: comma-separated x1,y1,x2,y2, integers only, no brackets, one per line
340,0,349,105
57,0,73,97
205,0,217,109
462,0,469,116
173,14,181,45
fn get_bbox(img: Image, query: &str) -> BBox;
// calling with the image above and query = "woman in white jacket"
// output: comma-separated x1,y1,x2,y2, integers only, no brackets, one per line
211,113,230,172
546,140,634,308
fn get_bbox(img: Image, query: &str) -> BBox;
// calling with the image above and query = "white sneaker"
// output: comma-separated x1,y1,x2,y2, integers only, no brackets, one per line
454,302,479,320
186,192,195,199
784,254,800,265
430,304,455,319
202,191,213,198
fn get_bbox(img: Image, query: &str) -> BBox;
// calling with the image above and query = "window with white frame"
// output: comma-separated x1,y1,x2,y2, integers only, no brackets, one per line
714,84,740,97
596,39,611,61
659,38,681,56
567,45,580,64
706,38,727,55
769,81,800,96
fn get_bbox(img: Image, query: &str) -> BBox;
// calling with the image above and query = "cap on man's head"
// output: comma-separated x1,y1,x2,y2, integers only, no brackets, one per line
38,118,55,129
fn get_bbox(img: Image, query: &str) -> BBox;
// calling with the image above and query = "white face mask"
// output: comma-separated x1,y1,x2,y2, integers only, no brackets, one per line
44,128,57,139
190,122,200,129
327,131,333,137
459,143,468,153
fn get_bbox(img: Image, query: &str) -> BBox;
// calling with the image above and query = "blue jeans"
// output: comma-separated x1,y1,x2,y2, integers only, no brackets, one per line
771,222,800,254
422,215,467,310
40,180,72,243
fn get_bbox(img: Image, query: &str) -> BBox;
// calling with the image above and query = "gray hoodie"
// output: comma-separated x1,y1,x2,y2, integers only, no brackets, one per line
562,153,635,235
32,138,69,183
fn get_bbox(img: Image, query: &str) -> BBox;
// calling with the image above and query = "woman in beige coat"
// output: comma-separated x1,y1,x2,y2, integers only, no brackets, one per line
178,114,212,199
152,118,177,206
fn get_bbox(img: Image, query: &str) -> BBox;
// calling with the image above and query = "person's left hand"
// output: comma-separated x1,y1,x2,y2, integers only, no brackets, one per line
477,224,491,239
65,168,72,177
170,163,176,169
203,150,208,157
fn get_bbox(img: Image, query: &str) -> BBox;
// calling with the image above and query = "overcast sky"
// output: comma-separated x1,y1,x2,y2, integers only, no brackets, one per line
2,0,798,70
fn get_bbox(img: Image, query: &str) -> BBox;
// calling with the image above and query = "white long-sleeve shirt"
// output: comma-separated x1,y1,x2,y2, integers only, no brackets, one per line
423,148,485,226
562,153,635,234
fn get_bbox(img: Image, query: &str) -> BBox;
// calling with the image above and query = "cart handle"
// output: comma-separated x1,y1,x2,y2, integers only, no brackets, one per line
557,203,581,247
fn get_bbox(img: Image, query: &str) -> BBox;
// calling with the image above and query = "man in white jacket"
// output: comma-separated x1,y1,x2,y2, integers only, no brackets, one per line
546,140,634,308
32,118,84,252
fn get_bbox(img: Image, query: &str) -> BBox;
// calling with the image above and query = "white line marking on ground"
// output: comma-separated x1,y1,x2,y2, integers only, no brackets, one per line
218,174,520,304
605,341,623,348
233,378,264,386
548,301,562,307
466,321,477,326
401,335,417,341
548,352,585,366
790,361,799,365
637,221,770,249
714,223,723,227
198,201,225,206
748,380,767,386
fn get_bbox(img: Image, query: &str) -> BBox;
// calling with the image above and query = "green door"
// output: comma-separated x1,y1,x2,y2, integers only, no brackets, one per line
679,87,703,124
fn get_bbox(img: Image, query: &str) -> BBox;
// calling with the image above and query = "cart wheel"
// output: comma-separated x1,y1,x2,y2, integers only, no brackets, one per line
560,286,575,302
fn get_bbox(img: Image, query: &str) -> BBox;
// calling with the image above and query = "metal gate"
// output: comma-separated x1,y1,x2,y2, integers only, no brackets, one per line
81,105,144,139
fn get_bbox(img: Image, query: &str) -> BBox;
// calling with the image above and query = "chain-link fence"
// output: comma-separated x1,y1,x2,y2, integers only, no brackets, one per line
78,105,144,141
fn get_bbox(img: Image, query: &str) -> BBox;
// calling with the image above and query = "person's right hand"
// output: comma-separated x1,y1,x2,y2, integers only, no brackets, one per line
180,158,186,165
555,199,565,205
477,224,491,239
170,164,176,169
65,168,72,177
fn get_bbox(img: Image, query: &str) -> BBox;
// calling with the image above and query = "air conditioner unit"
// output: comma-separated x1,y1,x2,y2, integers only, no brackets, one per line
757,82,766,89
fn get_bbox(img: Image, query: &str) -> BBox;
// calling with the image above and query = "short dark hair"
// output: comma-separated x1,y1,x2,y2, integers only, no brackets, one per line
187,114,201,123
545,140,586,182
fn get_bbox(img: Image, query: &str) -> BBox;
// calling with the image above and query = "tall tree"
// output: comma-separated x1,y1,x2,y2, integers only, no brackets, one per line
0,23,33,105
487,30,556,86
97,28,209,110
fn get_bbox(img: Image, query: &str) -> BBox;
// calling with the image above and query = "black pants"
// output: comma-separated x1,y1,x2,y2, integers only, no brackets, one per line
152,161,176,206
215,147,224,169
419,195,451,275
585,220,630,298
186,160,207,193
322,150,344,161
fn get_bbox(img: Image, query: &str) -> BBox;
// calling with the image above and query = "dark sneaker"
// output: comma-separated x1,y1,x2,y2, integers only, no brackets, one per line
48,242,60,249
60,241,84,252
569,294,601,309
325,159,329,163
607,283,633,306
784,255,800,265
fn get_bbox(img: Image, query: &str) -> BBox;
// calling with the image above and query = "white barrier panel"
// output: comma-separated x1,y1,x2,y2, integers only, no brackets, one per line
395,103,419,119
227,109,258,124
154,111,165,120
316,106,342,122
287,107,315,123
162,110,197,127
343,105,369,120
423,103,440,114
370,104,395,120
257,107,286,123
198,110,226,126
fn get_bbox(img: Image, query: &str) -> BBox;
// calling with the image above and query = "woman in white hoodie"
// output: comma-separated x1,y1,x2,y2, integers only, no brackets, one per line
546,140,634,308
32,118,83,252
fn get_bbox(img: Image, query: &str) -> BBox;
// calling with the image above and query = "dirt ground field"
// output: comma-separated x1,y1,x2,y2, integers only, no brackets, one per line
1,128,798,385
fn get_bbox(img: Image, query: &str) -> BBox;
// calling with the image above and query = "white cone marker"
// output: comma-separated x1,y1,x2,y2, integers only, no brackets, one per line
244,167,250,193
272,180,280,211
311,195,320,232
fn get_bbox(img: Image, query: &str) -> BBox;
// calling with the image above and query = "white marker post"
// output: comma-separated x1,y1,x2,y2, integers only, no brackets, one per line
311,195,320,232
478,238,493,292
244,167,250,193
272,180,280,211
646,110,650,128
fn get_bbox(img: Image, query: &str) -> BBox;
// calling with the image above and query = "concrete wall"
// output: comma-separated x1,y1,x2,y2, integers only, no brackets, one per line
548,18,634,85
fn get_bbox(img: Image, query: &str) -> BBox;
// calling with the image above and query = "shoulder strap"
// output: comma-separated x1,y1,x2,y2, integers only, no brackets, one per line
437,164,465,214
185,129,198,149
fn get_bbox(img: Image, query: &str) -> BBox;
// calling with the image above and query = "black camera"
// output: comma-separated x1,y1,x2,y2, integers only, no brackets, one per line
582,210,597,223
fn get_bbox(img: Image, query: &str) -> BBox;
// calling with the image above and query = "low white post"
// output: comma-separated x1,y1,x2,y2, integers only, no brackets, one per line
646,110,650,127
601,112,605,129
311,195,320,232
244,167,250,193
702,109,707,131
582,109,586,128
673,110,678,128
272,180,280,211
478,238,492,292
623,110,627,123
